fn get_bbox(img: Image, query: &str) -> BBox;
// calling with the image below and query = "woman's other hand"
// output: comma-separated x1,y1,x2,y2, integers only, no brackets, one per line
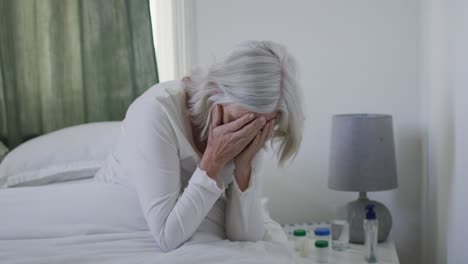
234,118,275,168
233,118,275,191
200,105,266,180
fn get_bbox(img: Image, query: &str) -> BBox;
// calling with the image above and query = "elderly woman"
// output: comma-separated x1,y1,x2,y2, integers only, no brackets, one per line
96,41,304,252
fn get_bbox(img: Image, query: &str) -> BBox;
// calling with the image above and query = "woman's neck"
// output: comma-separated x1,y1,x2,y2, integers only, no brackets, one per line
191,123,207,155
185,91,207,155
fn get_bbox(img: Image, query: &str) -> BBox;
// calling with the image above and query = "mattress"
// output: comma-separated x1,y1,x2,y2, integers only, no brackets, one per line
0,180,295,264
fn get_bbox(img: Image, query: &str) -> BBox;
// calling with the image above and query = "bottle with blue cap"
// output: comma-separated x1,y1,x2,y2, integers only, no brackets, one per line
314,227,331,238
364,204,378,263
314,227,331,244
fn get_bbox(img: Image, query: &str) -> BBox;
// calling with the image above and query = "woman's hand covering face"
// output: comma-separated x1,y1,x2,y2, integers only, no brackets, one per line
200,105,266,178
234,117,275,167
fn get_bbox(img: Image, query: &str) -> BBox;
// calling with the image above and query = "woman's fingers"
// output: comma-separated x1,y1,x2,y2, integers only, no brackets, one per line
233,116,266,142
259,121,271,144
211,105,223,128
267,119,275,139
252,133,261,148
253,120,273,151
224,113,256,132
244,117,266,134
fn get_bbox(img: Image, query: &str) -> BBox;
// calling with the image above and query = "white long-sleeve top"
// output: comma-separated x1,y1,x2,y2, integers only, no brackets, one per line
95,80,265,251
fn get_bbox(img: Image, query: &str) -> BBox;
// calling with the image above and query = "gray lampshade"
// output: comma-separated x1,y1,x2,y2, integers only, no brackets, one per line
328,114,398,192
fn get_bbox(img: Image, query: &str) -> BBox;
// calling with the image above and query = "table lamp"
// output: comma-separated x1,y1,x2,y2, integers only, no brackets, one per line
328,114,398,243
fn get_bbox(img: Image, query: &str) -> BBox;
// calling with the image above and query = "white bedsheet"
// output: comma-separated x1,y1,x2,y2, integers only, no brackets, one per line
0,181,295,264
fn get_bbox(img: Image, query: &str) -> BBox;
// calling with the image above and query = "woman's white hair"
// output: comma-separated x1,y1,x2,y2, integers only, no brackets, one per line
183,41,304,164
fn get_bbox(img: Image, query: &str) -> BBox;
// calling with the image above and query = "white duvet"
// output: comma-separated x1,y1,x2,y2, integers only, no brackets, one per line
0,181,295,264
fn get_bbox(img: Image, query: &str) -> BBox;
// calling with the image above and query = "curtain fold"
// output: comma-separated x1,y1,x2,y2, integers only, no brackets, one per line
150,0,195,82
0,0,158,148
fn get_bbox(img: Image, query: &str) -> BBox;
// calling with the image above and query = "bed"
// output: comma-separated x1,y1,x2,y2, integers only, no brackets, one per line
0,123,296,264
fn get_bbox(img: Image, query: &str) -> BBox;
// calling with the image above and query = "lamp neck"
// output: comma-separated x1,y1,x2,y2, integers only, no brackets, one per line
358,192,368,200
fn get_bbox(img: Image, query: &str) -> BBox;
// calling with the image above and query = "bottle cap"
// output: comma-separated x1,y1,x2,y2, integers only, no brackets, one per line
293,229,306,237
314,227,331,236
365,204,377,220
315,240,329,248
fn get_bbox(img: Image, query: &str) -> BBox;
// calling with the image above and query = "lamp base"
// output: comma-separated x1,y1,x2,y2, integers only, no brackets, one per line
347,192,392,244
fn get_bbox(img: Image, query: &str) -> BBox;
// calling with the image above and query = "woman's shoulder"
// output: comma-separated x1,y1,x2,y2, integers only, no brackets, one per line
140,80,184,99
128,80,185,119
123,80,187,146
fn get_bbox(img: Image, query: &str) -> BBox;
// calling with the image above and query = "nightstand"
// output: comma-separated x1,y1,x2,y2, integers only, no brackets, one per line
282,223,399,264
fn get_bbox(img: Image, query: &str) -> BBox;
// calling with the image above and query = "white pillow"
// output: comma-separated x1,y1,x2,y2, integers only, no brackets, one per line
0,122,121,188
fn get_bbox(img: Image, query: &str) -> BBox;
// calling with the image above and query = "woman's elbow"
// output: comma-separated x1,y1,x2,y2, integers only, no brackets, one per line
154,236,182,252
247,228,265,242
151,228,185,252
157,242,177,253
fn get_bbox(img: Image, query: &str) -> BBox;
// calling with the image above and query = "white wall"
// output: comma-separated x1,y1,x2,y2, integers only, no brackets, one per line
421,0,468,263
449,41,468,263
448,1,468,262
449,16,468,261
420,0,453,263
193,1,422,263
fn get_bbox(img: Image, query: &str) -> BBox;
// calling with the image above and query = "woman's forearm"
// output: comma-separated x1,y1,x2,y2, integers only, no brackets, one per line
200,151,224,186
225,164,265,242
144,167,224,251
233,164,252,192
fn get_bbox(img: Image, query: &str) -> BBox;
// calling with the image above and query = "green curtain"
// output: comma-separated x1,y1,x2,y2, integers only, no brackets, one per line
0,0,159,148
